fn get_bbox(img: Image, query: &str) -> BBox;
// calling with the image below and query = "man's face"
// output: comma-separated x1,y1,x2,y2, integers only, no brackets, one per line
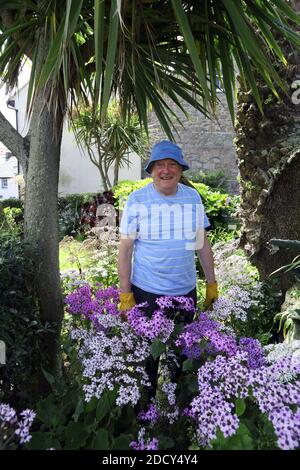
151,158,182,195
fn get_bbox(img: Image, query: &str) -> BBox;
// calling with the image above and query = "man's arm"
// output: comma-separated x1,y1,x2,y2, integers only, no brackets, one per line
118,237,135,293
196,230,216,283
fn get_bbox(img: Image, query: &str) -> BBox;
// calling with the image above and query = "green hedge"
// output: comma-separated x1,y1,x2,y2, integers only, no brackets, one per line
112,179,240,230
0,198,23,210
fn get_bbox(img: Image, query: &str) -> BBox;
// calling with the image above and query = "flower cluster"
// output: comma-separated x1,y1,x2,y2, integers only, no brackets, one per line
185,351,300,450
70,314,151,406
0,404,35,449
65,285,120,329
138,403,159,425
265,341,300,363
155,296,195,313
210,286,260,323
175,312,238,359
126,306,174,342
213,240,259,290
130,427,159,450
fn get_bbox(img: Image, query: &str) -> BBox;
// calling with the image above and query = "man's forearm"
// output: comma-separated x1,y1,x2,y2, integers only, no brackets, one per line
118,251,133,292
197,232,216,283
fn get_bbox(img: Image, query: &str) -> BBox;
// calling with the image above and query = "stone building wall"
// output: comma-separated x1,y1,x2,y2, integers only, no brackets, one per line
148,93,239,193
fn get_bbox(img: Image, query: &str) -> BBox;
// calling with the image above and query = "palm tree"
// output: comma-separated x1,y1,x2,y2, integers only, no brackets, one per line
73,100,148,189
235,1,300,291
0,0,299,388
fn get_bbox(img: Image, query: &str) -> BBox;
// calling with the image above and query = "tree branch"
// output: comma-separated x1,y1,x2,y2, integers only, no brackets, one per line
0,110,29,174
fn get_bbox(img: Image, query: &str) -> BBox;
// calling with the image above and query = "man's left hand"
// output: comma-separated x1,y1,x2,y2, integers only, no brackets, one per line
203,281,219,310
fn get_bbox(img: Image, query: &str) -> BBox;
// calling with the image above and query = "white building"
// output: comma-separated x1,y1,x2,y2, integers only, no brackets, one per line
0,81,20,200
0,149,19,199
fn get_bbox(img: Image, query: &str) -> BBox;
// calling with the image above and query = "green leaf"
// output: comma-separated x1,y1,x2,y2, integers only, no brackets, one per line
85,397,98,413
182,359,194,372
41,367,55,386
94,0,105,107
92,428,109,450
112,434,132,450
150,339,167,359
73,398,84,422
235,398,247,417
171,0,211,105
96,392,112,422
64,421,89,449
101,0,119,119
211,423,254,450
37,396,62,429
26,432,59,450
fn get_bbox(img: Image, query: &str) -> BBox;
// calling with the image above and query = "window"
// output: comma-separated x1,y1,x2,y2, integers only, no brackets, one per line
5,152,12,161
1,178,8,189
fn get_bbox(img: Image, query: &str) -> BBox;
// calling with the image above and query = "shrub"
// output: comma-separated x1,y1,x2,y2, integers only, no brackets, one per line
0,230,48,408
112,179,240,233
184,169,229,192
0,198,23,210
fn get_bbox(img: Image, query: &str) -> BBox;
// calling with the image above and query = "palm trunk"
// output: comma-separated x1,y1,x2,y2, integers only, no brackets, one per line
235,26,300,292
23,32,65,394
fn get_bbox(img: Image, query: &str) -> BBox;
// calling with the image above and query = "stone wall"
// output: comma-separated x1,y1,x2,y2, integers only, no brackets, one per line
148,93,239,193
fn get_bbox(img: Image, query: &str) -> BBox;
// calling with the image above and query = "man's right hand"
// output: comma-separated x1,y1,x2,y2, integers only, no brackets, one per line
119,292,136,311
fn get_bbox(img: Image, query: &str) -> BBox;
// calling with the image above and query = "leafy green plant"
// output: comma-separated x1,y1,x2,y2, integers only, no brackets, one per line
0,230,48,407
185,169,228,192
113,179,240,233
73,100,148,190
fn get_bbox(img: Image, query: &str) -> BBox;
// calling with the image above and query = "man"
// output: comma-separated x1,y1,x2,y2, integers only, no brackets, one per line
118,140,218,396
119,140,218,311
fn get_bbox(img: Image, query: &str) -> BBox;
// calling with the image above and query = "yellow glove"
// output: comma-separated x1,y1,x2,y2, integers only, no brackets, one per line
119,292,136,311
203,281,219,311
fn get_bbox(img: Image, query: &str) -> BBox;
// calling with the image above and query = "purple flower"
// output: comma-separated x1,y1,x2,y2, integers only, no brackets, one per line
130,427,159,450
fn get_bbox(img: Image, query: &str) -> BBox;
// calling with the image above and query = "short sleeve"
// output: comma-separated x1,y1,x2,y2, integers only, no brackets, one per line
119,194,139,238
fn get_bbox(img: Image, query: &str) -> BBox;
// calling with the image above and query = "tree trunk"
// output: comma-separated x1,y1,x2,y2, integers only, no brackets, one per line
113,158,119,187
23,32,65,394
235,29,300,292
24,85,64,392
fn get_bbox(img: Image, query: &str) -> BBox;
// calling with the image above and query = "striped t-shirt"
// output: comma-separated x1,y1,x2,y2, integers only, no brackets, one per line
119,183,210,295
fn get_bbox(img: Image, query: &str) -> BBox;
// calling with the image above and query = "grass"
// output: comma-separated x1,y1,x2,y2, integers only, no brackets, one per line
59,239,97,272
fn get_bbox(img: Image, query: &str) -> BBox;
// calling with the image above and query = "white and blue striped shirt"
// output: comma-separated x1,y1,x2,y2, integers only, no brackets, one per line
120,183,210,295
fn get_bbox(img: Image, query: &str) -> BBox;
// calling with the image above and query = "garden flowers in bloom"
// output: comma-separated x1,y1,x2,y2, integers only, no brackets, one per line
0,404,35,449
65,284,300,450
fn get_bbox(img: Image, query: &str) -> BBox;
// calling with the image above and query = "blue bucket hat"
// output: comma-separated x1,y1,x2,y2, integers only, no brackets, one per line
144,140,190,174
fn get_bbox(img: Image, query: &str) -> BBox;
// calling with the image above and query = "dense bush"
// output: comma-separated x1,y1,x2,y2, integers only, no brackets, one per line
58,193,97,239
0,228,47,408
184,168,229,192
0,198,23,210
113,179,240,232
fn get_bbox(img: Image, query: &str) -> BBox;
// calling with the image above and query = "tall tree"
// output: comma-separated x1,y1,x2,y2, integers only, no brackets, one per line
0,0,299,390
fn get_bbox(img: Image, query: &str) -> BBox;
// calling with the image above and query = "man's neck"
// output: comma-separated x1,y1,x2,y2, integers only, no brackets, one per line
153,183,178,196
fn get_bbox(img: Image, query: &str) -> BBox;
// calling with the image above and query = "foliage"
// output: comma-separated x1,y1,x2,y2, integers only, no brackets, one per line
58,193,97,239
0,230,49,407
61,284,300,451
60,227,119,292
113,179,240,233
211,240,283,344
270,239,300,280
2,0,300,137
73,101,148,189
185,169,229,192
0,198,23,210
26,378,136,450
